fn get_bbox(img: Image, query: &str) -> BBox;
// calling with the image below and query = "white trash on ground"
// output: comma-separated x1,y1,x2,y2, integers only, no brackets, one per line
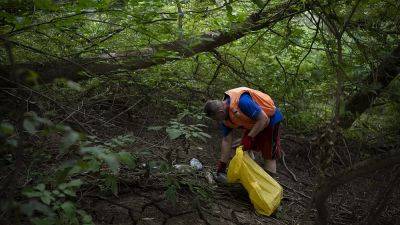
189,158,203,170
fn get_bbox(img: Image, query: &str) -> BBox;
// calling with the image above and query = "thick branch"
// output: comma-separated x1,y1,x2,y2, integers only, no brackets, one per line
314,149,400,225
339,43,400,128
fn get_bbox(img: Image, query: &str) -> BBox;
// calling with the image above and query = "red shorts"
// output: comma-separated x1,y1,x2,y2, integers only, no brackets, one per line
243,123,282,160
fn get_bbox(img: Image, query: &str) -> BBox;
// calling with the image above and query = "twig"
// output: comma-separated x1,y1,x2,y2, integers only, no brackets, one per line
340,0,362,38
333,147,346,167
341,135,352,166
280,183,311,199
211,50,264,91
206,63,221,96
295,14,320,76
257,0,272,15
281,149,298,182
1,89,35,104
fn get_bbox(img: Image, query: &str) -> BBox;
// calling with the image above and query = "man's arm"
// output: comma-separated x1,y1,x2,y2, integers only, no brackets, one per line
238,93,269,138
220,131,233,163
247,110,269,138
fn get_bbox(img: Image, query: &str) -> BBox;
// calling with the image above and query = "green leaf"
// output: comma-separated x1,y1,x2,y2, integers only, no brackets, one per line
80,146,105,155
165,185,177,207
22,188,42,198
52,189,60,196
166,127,182,140
117,152,136,169
63,189,76,197
61,130,80,150
21,200,55,217
54,166,73,184
58,179,82,191
61,201,76,218
77,210,94,225
35,183,46,191
147,126,163,131
0,122,14,135
68,179,83,188
102,154,120,174
85,159,101,172
40,191,54,205
104,175,118,195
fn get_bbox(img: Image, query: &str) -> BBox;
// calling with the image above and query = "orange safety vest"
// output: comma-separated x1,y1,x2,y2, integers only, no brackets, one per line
223,87,275,130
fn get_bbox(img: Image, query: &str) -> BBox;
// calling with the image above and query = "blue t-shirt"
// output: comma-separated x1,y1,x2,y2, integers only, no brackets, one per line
220,93,283,137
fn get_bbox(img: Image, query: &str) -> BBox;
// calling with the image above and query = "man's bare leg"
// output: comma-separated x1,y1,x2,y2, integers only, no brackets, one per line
248,150,256,160
264,159,277,174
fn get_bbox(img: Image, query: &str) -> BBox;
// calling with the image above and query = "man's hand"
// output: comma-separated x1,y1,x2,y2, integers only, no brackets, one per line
241,135,254,151
216,160,227,174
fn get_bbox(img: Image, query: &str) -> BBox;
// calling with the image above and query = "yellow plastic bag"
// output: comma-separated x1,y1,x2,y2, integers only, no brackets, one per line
227,146,283,216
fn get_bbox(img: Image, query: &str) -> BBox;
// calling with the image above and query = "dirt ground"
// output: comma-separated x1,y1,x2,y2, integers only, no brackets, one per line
9,101,395,225
78,116,399,225
85,119,400,225
79,120,316,225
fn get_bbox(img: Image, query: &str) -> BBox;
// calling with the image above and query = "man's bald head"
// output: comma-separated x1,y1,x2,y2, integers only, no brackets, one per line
204,100,225,120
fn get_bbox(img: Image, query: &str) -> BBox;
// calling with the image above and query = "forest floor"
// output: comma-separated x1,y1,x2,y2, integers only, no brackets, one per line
89,129,316,225
7,97,397,225
76,110,399,225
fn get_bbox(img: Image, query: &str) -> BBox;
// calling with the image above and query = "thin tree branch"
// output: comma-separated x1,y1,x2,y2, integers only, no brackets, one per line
295,13,320,76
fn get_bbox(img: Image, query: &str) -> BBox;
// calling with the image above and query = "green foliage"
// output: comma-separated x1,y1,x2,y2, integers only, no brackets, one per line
21,180,93,225
165,176,180,207
163,172,213,207
0,121,17,148
166,121,211,141
158,109,211,142
1,112,138,224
